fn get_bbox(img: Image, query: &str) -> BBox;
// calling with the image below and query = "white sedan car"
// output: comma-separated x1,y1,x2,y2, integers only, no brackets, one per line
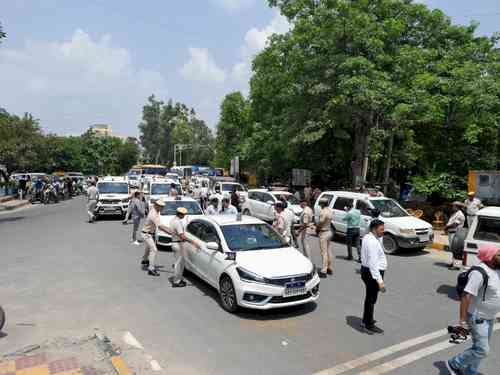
182,215,320,312
241,189,303,223
156,197,204,247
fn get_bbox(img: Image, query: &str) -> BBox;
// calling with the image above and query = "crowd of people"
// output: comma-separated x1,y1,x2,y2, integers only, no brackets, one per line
15,174,84,203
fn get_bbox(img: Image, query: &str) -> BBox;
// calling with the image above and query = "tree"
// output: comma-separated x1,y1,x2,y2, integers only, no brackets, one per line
213,92,252,168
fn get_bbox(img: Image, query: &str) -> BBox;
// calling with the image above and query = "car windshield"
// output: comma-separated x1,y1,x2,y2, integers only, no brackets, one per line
160,201,203,216
151,184,171,195
221,223,288,251
222,183,244,192
98,182,128,194
370,199,408,218
273,193,299,205
474,217,500,243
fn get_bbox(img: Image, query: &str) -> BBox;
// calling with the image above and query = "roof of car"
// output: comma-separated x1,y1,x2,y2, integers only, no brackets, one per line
321,191,389,200
477,206,500,218
198,215,264,226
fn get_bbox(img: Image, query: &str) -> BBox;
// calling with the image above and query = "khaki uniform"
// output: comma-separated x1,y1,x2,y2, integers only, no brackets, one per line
317,206,334,273
464,197,482,227
170,216,187,284
273,211,287,242
299,206,314,258
86,186,99,222
142,208,161,271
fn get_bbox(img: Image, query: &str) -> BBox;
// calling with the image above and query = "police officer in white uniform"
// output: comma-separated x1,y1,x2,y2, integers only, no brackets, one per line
464,191,483,227
86,182,99,223
141,199,172,277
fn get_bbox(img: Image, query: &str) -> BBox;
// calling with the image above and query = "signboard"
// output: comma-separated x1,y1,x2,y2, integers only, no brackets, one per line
292,169,311,187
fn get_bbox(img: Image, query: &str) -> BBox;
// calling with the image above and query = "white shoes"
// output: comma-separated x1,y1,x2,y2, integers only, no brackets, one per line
133,240,141,246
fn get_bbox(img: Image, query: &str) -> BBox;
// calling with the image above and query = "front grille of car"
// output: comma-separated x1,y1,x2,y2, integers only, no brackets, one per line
266,274,311,287
270,292,312,304
415,228,429,235
101,199,120,205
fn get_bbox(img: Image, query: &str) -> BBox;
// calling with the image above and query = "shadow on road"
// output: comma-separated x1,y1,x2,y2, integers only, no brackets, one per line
345,316,370,334
434,261,453,269
433,361,484,375
183,270,317,320
436,284,460,301
391,249,428,257
0,216,25,224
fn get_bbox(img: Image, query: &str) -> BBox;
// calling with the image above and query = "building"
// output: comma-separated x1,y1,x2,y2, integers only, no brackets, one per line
90,124,112,137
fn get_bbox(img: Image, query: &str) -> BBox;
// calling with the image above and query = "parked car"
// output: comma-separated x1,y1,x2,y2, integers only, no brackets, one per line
182,215,320,312
313,191,433,254
156,197,204,247
463,206,500,266
143,178,183,207
241,189,303,224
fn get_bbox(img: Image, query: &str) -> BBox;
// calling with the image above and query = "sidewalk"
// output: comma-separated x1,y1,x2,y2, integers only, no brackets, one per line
0,196,30,212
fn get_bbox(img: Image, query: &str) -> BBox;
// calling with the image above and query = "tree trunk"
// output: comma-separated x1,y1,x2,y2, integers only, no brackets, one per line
383,131,394,195
351,119,370,188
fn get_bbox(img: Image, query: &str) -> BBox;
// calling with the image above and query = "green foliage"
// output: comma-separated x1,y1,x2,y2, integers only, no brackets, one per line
139,96,214,166
212,0,500,195
411,173,467,201
0,108,139,175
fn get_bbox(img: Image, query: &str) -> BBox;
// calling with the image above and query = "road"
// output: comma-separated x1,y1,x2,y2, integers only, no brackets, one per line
1,197,499,374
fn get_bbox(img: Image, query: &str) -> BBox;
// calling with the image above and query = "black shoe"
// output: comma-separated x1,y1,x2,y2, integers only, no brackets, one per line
172,280,187,288
445,360,464,375
148,270,160,277
365,325,384,334
318,272,327,278
356,258,362,263
141,260,149,266
327,269,333,275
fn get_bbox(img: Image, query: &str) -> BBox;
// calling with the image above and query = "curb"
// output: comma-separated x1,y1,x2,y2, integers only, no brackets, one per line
431,242,446,251
111,355,133,375
0,200,30,212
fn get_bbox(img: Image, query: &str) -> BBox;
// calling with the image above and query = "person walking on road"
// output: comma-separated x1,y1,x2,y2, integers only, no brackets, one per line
220,197,238,215
282,199,296,247
141,199,172,277
446,245,500,375
446,202,466,270
124,191,145,245
464,192,483,228
316,198,334,278
343,202,361,262
206,197,220,215
170,207,200,287
298,199,314,259
273,201,289,243
86,182,99,223
360,219,387,334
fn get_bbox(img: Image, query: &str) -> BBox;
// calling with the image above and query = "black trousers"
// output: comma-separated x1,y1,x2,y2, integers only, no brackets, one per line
346,228,360,258
361,266,385,327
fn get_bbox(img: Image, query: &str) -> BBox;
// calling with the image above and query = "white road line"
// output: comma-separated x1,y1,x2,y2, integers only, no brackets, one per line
314,329,447,375
359,323,500,374
150,359,162,371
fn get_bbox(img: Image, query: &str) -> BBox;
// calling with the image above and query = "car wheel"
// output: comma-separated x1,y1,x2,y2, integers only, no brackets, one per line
383,234,398,254
219,275,238,313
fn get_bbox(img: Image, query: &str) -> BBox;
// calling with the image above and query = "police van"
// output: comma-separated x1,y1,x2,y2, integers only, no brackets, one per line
95,176,130,219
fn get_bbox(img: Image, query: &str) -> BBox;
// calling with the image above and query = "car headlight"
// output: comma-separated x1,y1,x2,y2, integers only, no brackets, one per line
307,268,317,281
122,198,130,203
236,267,269,284
400,229,416,236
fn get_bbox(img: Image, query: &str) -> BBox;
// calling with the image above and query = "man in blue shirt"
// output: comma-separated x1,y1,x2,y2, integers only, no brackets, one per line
343,202,361,262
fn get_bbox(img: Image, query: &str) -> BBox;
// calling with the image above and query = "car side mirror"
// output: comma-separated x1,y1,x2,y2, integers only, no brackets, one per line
267,200,274,205
206,242,220,251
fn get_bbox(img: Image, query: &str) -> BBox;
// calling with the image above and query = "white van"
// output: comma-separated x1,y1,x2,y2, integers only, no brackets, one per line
463,206,500,266
314,191,433,254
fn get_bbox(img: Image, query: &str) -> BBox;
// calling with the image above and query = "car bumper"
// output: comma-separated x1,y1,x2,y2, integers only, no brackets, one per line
396,233,434,248
96,205,127,216
235,276,320,310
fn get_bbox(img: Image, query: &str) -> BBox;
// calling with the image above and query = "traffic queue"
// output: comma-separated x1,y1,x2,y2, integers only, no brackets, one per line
84,169,320,313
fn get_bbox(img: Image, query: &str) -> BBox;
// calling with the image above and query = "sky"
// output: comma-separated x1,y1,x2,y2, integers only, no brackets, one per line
0,0,499,137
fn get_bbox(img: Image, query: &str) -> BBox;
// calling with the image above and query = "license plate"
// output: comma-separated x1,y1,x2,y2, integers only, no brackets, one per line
418,234,428,242
284,281,306,297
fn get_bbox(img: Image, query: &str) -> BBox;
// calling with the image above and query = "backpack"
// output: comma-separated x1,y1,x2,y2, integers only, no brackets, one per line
456,266,489,301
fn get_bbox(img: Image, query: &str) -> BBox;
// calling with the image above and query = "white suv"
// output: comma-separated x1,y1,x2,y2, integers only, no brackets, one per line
463,206,500,266
241,189,303,224
314,191,433,254
95,177,130,219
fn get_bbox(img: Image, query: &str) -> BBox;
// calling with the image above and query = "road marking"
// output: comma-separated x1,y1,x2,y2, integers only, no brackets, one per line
314,329,448,375
111,355,134,375
150,359,162,371
359,323,500,374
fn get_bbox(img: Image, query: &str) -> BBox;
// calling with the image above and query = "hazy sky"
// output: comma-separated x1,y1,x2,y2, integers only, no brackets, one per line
0,0,498,137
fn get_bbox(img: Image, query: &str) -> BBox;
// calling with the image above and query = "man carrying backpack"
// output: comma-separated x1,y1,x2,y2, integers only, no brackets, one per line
446,244,500,375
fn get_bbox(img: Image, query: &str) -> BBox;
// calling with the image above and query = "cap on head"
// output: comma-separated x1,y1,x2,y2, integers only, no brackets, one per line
155,199,166,207
177,207,188,215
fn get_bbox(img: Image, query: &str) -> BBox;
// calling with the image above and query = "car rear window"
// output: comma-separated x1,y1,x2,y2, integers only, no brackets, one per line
474,217,500,243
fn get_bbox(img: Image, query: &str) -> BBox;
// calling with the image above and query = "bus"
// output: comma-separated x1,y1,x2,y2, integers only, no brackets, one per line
129,164,168,177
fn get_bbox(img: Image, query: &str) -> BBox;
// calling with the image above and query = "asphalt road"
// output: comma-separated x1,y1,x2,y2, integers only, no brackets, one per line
1,197,499,374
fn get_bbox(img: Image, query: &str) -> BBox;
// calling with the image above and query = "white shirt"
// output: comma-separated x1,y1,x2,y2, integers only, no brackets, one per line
464,198,482,216
283,208,295,238
447,210,465,232
220,204,238,215
206,205,219,215
466,263,500,320
361,232,388,282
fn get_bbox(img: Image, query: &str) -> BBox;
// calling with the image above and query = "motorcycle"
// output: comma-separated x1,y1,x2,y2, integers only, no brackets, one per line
0,305,5,331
